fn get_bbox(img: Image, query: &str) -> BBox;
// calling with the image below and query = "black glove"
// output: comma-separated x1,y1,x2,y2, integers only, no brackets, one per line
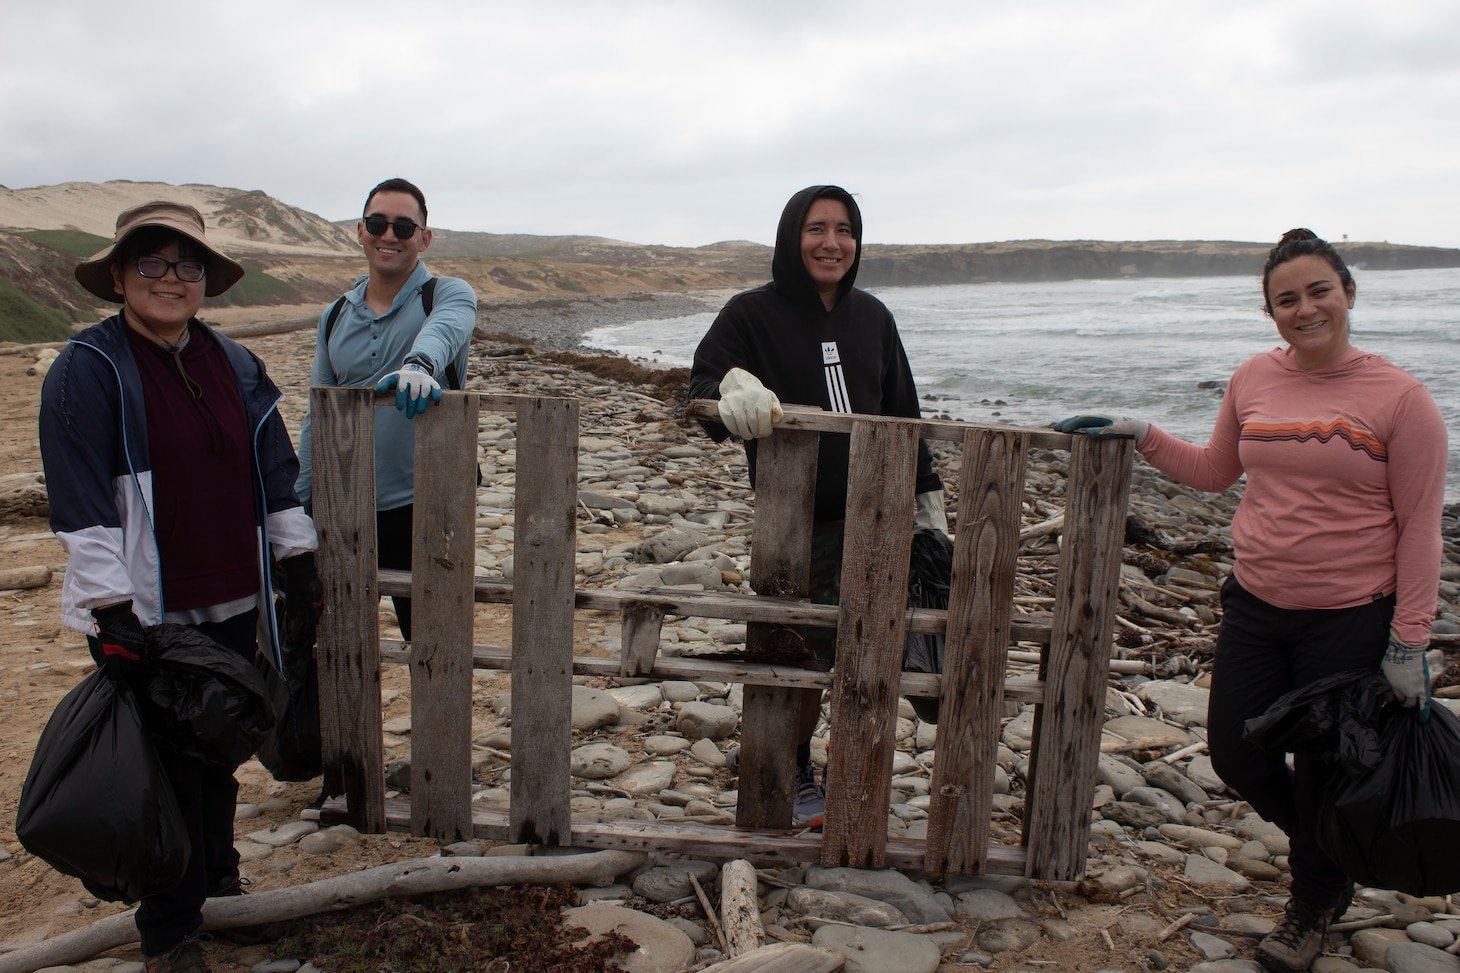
92,601,146,667
282,552,325,649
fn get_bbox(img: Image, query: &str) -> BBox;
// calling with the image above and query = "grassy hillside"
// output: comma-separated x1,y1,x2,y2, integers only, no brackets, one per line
0,276,74,343
20,228,111,259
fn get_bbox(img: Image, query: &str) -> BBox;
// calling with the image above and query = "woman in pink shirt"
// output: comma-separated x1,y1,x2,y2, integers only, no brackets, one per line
1058,229,1448,973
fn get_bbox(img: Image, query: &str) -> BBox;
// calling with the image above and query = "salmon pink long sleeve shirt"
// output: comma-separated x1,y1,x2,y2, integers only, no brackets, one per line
1138,346,1448,645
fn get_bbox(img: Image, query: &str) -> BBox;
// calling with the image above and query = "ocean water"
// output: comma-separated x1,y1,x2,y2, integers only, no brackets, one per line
581,268,1460,501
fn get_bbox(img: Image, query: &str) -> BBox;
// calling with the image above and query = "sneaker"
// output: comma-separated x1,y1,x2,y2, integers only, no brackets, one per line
145,938,210,973
792,762,825,827
1256,896,1334,972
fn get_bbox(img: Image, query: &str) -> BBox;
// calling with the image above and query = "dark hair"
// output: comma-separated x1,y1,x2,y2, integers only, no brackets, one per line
115,227,203,266
363,177,428,225
1261,228,1354,315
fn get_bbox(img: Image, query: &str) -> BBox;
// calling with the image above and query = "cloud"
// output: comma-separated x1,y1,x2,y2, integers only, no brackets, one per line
4,1,1459,247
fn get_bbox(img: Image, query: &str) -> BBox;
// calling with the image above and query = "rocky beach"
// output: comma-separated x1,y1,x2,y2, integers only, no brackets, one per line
1,293,1459,973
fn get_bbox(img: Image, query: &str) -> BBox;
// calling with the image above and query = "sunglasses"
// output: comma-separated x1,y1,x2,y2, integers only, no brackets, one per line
362,215,424,240
135,255,206,283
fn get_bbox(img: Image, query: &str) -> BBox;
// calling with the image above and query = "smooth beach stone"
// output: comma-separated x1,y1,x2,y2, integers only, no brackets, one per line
570,742,633,779
975,918,1042,954
1001,708,1035,750
1386,942,1460,973
1097,752,1146,797
562,904,696,973
631,860,720,902
1133,679,1211,725
676,701,738,740
642,734,691,756
1181,856,1249,893
246,821,318,848
787,887,909,927
1186,755,1227,793
811,926,941,973
1141,760,1210,805
606,684,664,710
1157,824,1245,851
805,866,950,923
955,888,1025,921
688,738,726,766
570,685,622,730
1190,930,1237,961
1406,922,1457,949
611,760,677,795
1100,715,1192,752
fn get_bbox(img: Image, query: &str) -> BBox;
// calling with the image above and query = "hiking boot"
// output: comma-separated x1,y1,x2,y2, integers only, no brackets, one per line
792,761,825,828
145,938,210,973
1256,896,1334,972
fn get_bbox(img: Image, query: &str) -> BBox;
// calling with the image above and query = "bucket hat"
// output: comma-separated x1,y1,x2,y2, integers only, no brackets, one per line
74,201,245,301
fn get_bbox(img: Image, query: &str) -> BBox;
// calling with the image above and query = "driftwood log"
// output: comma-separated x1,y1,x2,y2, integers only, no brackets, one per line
0,849,644,973
719,858,764,957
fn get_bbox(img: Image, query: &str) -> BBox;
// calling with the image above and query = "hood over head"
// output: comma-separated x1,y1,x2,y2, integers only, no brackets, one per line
770,185,863,310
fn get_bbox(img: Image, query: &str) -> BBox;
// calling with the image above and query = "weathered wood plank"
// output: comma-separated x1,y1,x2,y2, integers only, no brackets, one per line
509,396,579,846
923,428,1027,875
739,429,819,830
377,570,1055,645
821,420,919,868
685,399,1069,449
618,603,665,677
1024,435,1134,880
311,386,385,832
350,798,1032,875
377,641,1050,704
407,392,480,841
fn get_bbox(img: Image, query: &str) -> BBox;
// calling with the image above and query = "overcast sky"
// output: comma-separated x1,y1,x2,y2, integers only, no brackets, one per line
5,1,1459,249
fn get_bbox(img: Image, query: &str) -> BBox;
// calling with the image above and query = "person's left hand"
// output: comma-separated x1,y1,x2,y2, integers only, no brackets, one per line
376,361,441,418
1381,628,1431,713
282,552,325,649
915,490,949,534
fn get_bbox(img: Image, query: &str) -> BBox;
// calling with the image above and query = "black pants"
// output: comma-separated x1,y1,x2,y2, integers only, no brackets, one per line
1206,576,1393,908
89,609,259,956
377,504,414,640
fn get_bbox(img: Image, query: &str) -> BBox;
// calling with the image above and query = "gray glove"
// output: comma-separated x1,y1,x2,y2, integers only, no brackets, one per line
915,490,948,534
1381,628,1431,711
1053,413,1149,445
718,368,783,439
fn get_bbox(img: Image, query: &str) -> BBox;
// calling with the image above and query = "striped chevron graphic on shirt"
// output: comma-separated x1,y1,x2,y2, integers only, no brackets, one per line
821,341,852,413
1240,416,1387,462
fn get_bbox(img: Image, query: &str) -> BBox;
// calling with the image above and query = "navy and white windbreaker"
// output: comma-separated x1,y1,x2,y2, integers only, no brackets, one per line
38,315,316,673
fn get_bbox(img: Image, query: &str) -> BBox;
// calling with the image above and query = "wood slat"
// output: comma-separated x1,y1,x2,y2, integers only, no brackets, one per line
1023,435,1134,879
334,798,1032,876
377,570,1055,645
311,387,386,832
618,603,666,676
509,396,579,846
739,429,819,830
923,428,1027,875
685,399,1069,449
821,420,920,868
407,392,480,841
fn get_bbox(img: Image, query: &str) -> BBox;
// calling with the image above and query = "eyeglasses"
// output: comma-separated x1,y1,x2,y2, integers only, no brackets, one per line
135,255,206,283
362,215,423,239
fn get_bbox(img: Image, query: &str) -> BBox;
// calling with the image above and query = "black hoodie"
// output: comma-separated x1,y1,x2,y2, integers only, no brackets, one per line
690,185,941,522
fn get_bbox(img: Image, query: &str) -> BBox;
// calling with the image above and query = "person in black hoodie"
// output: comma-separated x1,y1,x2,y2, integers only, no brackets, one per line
690,185,945,826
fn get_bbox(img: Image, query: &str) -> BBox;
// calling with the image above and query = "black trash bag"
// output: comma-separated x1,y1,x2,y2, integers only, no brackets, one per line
255,586,323,782
1245,670,1460,896
254,644,322,782
1242,669,1390,774
1321,696,1460,895
17,668,189,903
140,623,274,766
903,527,953,724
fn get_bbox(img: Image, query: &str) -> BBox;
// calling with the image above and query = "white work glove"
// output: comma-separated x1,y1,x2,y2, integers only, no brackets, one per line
1382,628,1431,713
718,367,783,440
915,490,948,534
1052,413,1149,445
375,359,442,419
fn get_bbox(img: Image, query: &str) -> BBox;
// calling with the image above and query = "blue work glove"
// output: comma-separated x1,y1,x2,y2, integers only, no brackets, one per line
1052,413,1149,445
376,360,442,418
1382,628,1431,719
91,601,146,669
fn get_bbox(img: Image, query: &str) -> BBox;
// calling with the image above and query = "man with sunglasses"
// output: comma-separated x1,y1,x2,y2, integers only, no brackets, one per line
296,177,477,641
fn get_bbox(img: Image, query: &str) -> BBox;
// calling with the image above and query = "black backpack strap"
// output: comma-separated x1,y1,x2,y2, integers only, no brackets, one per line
419,277,463,391
326,277,461,389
